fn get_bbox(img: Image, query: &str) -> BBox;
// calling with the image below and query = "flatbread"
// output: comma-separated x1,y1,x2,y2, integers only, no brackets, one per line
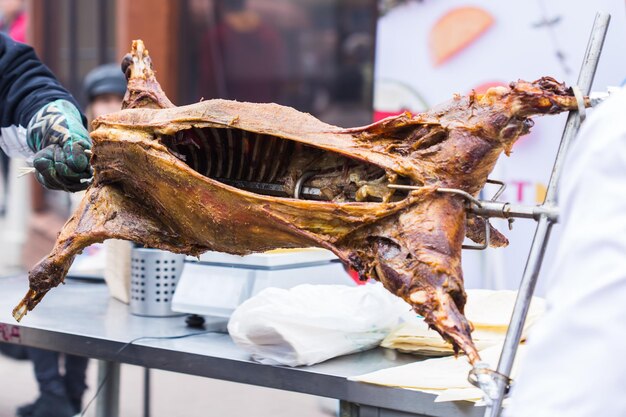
463,290,545,328
381,290,545,355
351,343,527,403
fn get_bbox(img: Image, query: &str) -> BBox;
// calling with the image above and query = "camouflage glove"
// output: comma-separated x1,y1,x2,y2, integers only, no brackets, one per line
27,99,92,192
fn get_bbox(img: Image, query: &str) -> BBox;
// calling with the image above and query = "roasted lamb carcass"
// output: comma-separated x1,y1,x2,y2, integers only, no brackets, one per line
14,40,588,364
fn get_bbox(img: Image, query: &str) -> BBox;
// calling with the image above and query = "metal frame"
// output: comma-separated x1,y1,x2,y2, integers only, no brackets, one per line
388,179,558,251
475,12,611,417
391,12,611,415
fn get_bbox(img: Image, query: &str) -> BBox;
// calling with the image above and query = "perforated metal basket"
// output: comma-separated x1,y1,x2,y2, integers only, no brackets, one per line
130,248,186,317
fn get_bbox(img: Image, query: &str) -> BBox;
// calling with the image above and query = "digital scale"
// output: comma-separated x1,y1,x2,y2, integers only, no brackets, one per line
171,248,356,318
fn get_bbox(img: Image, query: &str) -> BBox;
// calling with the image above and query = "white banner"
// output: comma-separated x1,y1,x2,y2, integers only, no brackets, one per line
374,0,626,292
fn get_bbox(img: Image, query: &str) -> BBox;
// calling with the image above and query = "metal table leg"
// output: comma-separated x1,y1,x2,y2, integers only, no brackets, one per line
340,401,434,417
340,400,360,417
95,360,121,417
144,367,151,417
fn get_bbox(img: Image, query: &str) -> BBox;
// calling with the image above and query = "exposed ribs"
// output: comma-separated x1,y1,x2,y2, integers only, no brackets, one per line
163,127,390,202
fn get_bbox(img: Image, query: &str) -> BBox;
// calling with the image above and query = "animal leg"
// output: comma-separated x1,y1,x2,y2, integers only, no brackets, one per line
13,184,204,321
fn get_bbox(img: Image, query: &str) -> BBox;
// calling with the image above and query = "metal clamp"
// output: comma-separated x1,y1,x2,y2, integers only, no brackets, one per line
572,85,586,123
388,182,502,250
294,171,317,199
468,362,513,404
463,217,490,250
388,179,504,207
387,184,483,207
435,187,492,250
485,179,506,201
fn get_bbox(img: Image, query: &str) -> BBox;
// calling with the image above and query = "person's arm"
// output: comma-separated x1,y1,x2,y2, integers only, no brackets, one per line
0,33,92,191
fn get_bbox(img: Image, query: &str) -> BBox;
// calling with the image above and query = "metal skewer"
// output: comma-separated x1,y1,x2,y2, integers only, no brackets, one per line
17,167,36,178
388,182,560,222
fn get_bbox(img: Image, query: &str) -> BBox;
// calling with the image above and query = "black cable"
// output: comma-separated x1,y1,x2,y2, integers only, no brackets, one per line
80,330,212,416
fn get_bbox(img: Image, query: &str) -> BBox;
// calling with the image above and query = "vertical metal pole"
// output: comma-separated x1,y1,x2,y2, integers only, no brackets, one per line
484,12,610,417
544,14,611,205
143,368,151,417
95,360,121,417
339,400,360,417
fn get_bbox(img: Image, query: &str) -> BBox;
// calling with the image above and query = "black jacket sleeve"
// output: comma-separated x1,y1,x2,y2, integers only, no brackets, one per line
0,33,84,130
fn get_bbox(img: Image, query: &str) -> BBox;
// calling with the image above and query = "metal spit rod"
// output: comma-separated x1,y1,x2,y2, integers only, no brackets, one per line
471,201,558,222
389,183,560,225
482,12,610,417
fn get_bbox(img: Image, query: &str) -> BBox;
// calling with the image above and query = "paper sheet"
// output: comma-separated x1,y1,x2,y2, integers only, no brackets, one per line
381,290,545,355
350,343,527,403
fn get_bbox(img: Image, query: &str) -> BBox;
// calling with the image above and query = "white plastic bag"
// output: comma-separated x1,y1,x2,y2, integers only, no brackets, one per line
227,283,406,366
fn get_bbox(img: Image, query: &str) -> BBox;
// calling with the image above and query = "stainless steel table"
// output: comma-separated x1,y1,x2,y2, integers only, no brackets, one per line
0,276,482,417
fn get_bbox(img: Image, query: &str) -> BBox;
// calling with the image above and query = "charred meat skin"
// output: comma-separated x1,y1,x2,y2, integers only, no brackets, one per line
14,40,587,365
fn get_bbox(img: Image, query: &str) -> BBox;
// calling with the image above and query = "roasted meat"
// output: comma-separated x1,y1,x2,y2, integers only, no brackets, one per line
14,41,587,364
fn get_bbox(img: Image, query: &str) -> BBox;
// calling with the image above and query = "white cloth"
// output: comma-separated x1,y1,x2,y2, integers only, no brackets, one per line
228,283,407,366
0,125,33,159
506,87,626,417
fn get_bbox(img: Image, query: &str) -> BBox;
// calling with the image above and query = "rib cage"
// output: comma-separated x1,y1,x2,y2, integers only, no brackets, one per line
168,128,295,183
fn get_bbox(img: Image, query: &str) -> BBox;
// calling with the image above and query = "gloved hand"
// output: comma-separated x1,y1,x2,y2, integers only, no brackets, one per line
27,99,93,192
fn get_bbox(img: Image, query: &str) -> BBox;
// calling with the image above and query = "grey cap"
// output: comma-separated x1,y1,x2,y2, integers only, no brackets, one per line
83,63,127,101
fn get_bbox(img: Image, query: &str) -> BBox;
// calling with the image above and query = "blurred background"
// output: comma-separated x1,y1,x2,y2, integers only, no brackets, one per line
0,0,378,272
